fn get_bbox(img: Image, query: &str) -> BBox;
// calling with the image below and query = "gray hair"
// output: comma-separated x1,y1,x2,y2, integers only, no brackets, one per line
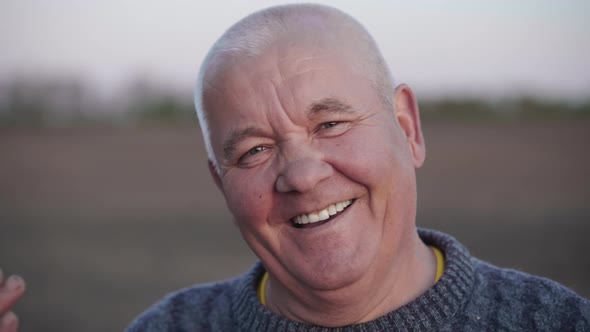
195,4,395,172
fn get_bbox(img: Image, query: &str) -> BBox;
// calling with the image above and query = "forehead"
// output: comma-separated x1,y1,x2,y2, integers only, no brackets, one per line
201,40,381,149
208,46,353,90
206,41,373,106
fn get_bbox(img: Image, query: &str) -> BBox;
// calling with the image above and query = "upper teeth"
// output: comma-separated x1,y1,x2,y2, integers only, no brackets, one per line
293,200,353,225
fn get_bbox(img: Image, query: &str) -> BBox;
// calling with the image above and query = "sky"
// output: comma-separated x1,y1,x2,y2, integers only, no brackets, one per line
1,0,589,100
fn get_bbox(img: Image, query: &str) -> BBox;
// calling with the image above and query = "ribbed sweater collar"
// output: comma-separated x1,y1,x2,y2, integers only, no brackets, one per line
231,228,475,331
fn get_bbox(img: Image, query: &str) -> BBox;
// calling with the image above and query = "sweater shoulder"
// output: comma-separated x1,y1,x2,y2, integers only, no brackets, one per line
125,278,240,332
464,259,590,330
474,259,588,303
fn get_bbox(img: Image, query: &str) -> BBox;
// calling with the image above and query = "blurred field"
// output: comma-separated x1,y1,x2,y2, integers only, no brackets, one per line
1,119,589,332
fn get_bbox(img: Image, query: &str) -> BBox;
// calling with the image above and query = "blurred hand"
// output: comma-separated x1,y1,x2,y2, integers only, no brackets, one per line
0,269,25,332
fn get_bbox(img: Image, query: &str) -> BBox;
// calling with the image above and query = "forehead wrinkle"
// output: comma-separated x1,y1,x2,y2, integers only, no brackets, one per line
274,47,335,79
272,54,319,85
277,54,332,69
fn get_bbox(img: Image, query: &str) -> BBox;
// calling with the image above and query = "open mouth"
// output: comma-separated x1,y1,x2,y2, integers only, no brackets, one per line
291,199,355,228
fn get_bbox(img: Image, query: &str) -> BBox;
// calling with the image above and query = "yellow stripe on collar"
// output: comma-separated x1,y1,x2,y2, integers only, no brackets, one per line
257,270,269,306
431,246,445,283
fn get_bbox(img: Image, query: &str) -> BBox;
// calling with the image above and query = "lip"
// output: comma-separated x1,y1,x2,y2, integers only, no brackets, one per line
291,198,356,229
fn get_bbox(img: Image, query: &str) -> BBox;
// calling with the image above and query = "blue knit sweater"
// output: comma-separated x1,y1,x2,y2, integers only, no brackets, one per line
127,229,590,331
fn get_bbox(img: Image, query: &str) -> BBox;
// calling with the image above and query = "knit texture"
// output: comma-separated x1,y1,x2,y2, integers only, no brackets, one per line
126,229,590,331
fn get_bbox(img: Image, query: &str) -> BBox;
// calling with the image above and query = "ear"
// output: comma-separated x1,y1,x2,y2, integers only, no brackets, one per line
208,159,224,193
393,84,426,168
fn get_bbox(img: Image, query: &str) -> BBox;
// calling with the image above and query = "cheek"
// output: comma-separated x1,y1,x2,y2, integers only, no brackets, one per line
222,170,273,224
321,124,416,206
322,125,400,178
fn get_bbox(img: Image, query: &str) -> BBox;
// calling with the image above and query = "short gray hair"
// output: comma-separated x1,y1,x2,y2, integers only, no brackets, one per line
195,4,394,172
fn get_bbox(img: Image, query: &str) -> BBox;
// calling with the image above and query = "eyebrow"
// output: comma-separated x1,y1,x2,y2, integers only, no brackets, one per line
223,126,265,161
308,98,354,117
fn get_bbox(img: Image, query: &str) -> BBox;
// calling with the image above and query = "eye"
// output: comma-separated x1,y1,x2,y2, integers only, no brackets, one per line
315,120,351,137
320,121,340,129
237,145,270,167
246,146,267,155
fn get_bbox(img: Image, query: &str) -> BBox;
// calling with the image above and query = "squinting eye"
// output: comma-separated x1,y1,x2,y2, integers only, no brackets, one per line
314,120,352,138
247,146,266,155
237,145,269,166
236,145,271,167
320,121,339,129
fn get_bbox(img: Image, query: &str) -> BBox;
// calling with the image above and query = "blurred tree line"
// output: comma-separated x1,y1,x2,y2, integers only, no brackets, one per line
0,77,195,128
0,77,588,128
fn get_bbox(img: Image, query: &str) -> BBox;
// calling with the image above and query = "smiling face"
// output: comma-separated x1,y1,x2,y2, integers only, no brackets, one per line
202,37,425,293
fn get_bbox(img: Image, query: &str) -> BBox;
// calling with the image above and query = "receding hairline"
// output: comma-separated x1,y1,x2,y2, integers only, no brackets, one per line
195,4,395,173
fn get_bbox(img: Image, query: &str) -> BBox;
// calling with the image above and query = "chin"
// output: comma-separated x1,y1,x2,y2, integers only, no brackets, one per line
291,244,378,291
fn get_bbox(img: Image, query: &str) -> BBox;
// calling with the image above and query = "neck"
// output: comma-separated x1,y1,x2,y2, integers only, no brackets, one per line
265,231,436,327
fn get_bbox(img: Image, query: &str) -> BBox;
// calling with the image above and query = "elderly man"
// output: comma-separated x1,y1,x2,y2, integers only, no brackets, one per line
125,4,589,331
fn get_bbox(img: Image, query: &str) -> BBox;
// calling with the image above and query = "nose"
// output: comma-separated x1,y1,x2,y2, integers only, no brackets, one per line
275,144,333,193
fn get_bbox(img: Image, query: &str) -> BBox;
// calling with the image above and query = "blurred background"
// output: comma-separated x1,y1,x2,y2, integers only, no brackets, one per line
1,1,589,331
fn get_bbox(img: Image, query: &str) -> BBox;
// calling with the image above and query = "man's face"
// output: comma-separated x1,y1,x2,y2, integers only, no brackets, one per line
202,40,424,291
